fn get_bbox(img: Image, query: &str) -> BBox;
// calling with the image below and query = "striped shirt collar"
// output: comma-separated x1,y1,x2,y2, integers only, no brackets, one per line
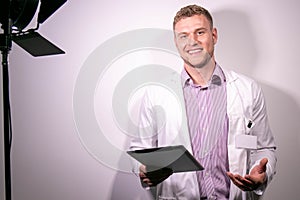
181,63,226,88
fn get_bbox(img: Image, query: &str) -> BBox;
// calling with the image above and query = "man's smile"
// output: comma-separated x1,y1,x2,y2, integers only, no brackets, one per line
187,48,203,55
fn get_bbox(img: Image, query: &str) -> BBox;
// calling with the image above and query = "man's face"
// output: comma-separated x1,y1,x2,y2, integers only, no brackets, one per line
174,14,217,69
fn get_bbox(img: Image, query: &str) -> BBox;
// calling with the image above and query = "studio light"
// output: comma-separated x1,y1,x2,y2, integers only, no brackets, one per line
0,0,67,56
0,1,67,200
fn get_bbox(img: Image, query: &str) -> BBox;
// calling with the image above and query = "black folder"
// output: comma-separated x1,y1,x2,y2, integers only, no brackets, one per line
127,145,204,172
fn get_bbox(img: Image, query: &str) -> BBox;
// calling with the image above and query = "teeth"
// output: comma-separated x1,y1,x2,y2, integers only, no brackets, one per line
188,49,201,54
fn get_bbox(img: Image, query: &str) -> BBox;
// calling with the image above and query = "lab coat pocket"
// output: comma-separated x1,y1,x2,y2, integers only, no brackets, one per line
228,115,258,150
235,134,257,150
234,118,257,149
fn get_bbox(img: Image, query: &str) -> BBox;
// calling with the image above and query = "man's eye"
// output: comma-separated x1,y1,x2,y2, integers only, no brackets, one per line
197,31,204,35
179,35,187,39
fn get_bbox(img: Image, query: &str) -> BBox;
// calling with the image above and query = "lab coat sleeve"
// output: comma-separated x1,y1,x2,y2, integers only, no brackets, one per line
248,81,277,196
129,88,158,174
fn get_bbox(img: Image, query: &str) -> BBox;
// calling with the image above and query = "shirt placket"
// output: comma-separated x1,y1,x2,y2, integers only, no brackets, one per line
199,88,217,199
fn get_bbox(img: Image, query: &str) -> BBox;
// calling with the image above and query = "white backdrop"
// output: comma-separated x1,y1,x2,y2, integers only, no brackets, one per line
1,0,300,199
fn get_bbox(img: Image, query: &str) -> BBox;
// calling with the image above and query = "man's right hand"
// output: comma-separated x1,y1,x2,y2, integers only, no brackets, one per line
139,165,173,187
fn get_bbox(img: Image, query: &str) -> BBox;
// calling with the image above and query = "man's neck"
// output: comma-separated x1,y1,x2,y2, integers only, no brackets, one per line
184,60,216,86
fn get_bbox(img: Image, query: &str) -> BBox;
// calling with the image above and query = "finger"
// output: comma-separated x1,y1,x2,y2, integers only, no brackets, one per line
238,175,253,185
259,158,268,172
139,165,147,173
260,158,268,166
227,172,236,182
238,176,256,189
139,171,147,178
234,174,253,186
227,173,254,191
232,177,248,191
227,173,244,188
142,178,153,186
142,175,166,187
245,172,266,185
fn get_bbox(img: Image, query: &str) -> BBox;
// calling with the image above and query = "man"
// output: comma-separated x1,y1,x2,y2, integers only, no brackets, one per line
130,5,276,200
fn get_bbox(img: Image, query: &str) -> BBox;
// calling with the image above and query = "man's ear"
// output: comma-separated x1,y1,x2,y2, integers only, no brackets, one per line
212,27,218,45
173,33,180,50
173,34,177,47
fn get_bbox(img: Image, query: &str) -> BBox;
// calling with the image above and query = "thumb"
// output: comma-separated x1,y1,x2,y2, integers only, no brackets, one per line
259,158,268,172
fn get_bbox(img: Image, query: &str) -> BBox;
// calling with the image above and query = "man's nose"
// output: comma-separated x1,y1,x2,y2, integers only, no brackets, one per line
187,34,198,46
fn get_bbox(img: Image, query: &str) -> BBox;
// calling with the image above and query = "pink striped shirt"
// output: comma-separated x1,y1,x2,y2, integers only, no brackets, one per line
182,64,230,199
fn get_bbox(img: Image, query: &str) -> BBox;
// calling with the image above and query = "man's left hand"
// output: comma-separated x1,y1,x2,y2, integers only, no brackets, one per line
227,158,268,191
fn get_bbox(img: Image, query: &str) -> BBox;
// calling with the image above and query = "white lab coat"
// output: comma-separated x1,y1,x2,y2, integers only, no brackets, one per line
130,68,276,200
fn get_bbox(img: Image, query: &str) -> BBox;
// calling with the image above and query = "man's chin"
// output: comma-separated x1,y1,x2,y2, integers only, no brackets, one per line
186,56,214,69
186,61,208,69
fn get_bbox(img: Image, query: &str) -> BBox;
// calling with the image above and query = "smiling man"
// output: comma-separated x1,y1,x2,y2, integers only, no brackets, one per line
174,12,217,86
130,5,277,200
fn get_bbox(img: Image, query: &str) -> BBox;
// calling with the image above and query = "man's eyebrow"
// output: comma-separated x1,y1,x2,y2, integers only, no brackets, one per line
194,27,207,32
176,31,187,35
175,27,208,35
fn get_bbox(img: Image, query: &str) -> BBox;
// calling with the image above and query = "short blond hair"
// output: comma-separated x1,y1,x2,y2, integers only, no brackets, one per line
173,5,213,30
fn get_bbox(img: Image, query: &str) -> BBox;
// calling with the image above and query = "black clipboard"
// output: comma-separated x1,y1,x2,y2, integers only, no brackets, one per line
127,145,204,172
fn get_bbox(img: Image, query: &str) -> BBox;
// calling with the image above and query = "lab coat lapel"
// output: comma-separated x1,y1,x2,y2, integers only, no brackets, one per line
162,71,193,153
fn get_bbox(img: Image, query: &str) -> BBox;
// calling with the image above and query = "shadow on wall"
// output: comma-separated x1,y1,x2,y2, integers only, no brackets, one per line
109,153,155,200
261,83,300,200
214,9,258,75
214,9,300,199
109,9,300,200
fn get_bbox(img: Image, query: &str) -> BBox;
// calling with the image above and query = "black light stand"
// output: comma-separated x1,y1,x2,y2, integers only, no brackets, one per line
0,0,67,199
0,2,13,200
2,38,12,200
